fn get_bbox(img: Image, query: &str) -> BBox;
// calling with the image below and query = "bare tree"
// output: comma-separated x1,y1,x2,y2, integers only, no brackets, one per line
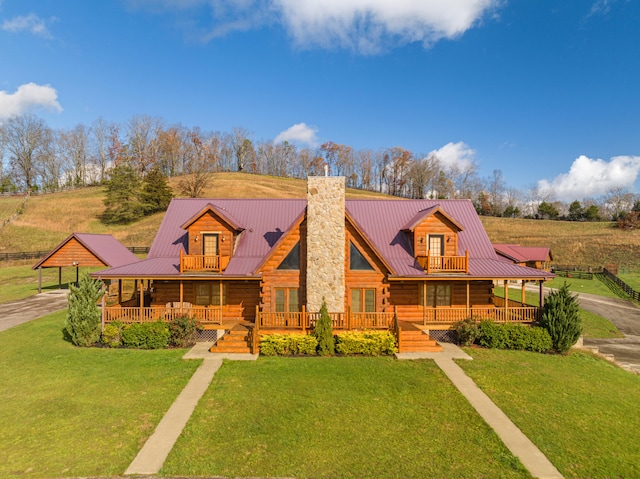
407,153,439,198
1,114,53,191
90,117,111,183
487,169,506,216
178,131,213,198
126,114,164,175
59,124,90,186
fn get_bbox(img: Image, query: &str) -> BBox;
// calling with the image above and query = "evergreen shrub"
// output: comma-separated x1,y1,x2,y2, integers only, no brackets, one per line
313,300,335,356
335,330,397,356
169,315,200,347
259,334,318,356
121,321,170,349
66,274,104,347
541,282,582,353
101,321,124,348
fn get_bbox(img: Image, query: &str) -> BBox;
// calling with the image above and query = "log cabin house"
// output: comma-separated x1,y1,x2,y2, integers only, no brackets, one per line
92,177,554,353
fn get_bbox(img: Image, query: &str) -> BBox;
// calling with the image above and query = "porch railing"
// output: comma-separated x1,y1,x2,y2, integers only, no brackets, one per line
103,305,223,325
416,250,469,274
256,310,395,331
422,306,539,324
179,250,221,272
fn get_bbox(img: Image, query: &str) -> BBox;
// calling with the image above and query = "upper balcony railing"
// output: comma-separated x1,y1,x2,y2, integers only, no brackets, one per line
416,250,469,274
179,250,223,273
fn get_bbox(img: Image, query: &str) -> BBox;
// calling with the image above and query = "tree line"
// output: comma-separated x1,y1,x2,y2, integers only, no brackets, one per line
1,112,639,223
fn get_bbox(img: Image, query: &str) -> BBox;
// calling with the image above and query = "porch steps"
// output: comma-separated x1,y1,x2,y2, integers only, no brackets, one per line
209,326,252,354
398,322,442,353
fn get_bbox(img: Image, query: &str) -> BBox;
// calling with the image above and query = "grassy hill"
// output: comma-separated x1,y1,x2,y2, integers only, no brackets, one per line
1,172,638,271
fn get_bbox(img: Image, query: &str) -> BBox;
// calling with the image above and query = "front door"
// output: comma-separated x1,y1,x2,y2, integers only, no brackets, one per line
202,234,220,270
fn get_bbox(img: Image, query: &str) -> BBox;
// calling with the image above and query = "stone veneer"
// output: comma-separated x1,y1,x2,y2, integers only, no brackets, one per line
306,176,345,312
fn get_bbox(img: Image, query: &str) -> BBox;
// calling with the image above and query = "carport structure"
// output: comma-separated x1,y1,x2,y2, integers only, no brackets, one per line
32,233,139,292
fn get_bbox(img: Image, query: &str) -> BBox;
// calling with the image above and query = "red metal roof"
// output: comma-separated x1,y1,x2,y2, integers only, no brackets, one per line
94,197,553,280
33,233,139,270
493,244,552,263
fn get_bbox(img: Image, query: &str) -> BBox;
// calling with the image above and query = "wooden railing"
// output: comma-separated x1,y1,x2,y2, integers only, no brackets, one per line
179,250,221,272
256,310,395,330
104,306,223,325
423,306,539,324
416,250,469,274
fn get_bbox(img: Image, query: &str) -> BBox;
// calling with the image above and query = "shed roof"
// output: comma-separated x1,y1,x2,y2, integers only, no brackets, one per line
493,244,552,263
33,233,139,270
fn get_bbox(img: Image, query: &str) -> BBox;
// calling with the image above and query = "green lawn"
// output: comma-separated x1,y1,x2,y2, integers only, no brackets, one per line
459,348,640,479
163,356,529,479
546,276,619,298
618,271,640,292
0,311,200,478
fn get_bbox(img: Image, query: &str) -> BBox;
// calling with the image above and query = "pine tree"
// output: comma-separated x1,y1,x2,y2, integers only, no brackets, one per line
102,164,144,224
140,166,173,215
66,274,104,347
541,282,582,353
313,300,335,356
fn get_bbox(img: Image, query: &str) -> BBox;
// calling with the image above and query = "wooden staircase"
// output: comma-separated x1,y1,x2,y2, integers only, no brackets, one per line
209,325,252,354
398,321,442,353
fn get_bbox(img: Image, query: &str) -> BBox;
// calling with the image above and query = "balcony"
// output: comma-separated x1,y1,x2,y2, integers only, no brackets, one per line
180,250,226,273
416,250,469,274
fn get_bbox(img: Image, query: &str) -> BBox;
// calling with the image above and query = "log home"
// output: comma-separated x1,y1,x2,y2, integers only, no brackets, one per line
93,177,553,353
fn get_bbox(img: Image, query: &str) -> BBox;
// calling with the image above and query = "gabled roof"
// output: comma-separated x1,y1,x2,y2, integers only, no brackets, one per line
180,203,245,231
94,197,553,280
33,233,139,270
401,205,464,232
493,244,553,263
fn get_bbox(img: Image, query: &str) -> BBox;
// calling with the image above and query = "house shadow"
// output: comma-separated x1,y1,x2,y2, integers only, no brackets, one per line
264,228,283,247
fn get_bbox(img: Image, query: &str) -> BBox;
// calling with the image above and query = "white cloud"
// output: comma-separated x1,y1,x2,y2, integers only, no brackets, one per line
129,0,500,53
0,83,63,121
538,154,640,202
274,122,319,147
1,13,53,38
428,141,476,170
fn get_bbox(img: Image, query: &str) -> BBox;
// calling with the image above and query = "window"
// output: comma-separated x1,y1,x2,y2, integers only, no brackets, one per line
277,242,300,270
419,283,451,307
351,288,375,312
195,282,226,306
275,288,299,312
427,234,444,256
349,242,374,270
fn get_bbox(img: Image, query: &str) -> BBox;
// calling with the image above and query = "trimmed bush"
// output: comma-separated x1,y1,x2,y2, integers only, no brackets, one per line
454,318,480,346
66,274,104,347
101,321,124,348
335,330,398,356
121,321,170,349
313,300,335,356
169,315,200,347
476,320,552,352
541,282,582,353
259,334,318,356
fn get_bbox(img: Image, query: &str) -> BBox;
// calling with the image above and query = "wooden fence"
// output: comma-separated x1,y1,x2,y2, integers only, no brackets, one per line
602,268,640,302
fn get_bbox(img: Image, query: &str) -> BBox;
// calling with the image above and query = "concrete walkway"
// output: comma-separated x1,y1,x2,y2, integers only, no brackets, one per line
124,344,257,476
398,344,564,479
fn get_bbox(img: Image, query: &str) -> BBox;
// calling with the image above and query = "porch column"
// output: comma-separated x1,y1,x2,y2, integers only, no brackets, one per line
521,281,526,304
38,267,42,294
504,279,509,321
58,267,62,289
118,279,122,304
466,281,470,317
180,281,184,304
101,284,106,331
539,281,544,308
139,280,144,310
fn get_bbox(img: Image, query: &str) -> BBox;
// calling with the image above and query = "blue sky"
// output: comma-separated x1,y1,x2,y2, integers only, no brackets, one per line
1,0,639,201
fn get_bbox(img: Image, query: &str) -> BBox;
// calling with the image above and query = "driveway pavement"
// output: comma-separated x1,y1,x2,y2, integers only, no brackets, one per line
0,290,68,332
576,292,640,373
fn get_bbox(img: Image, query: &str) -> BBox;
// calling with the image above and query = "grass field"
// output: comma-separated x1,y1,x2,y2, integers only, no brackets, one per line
0,194,26,223
164,357,528,479
460,348,640,478
2,311,639,478
0,311,200,479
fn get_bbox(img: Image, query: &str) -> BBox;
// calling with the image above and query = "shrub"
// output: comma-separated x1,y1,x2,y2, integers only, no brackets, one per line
476,320,552,352
313,300,335,356
169,315,200,347
335,331,398,356
121,321,170,349
541,282,582,353
66,274,104,347
259,334,318,356
101,321,124,348
454,318,480,346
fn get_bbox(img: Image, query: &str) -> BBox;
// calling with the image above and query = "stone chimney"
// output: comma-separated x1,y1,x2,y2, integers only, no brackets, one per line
306,176,345,312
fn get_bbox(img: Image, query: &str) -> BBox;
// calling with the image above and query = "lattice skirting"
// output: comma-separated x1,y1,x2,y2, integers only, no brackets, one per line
196,329,218,342
428,329,458,343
